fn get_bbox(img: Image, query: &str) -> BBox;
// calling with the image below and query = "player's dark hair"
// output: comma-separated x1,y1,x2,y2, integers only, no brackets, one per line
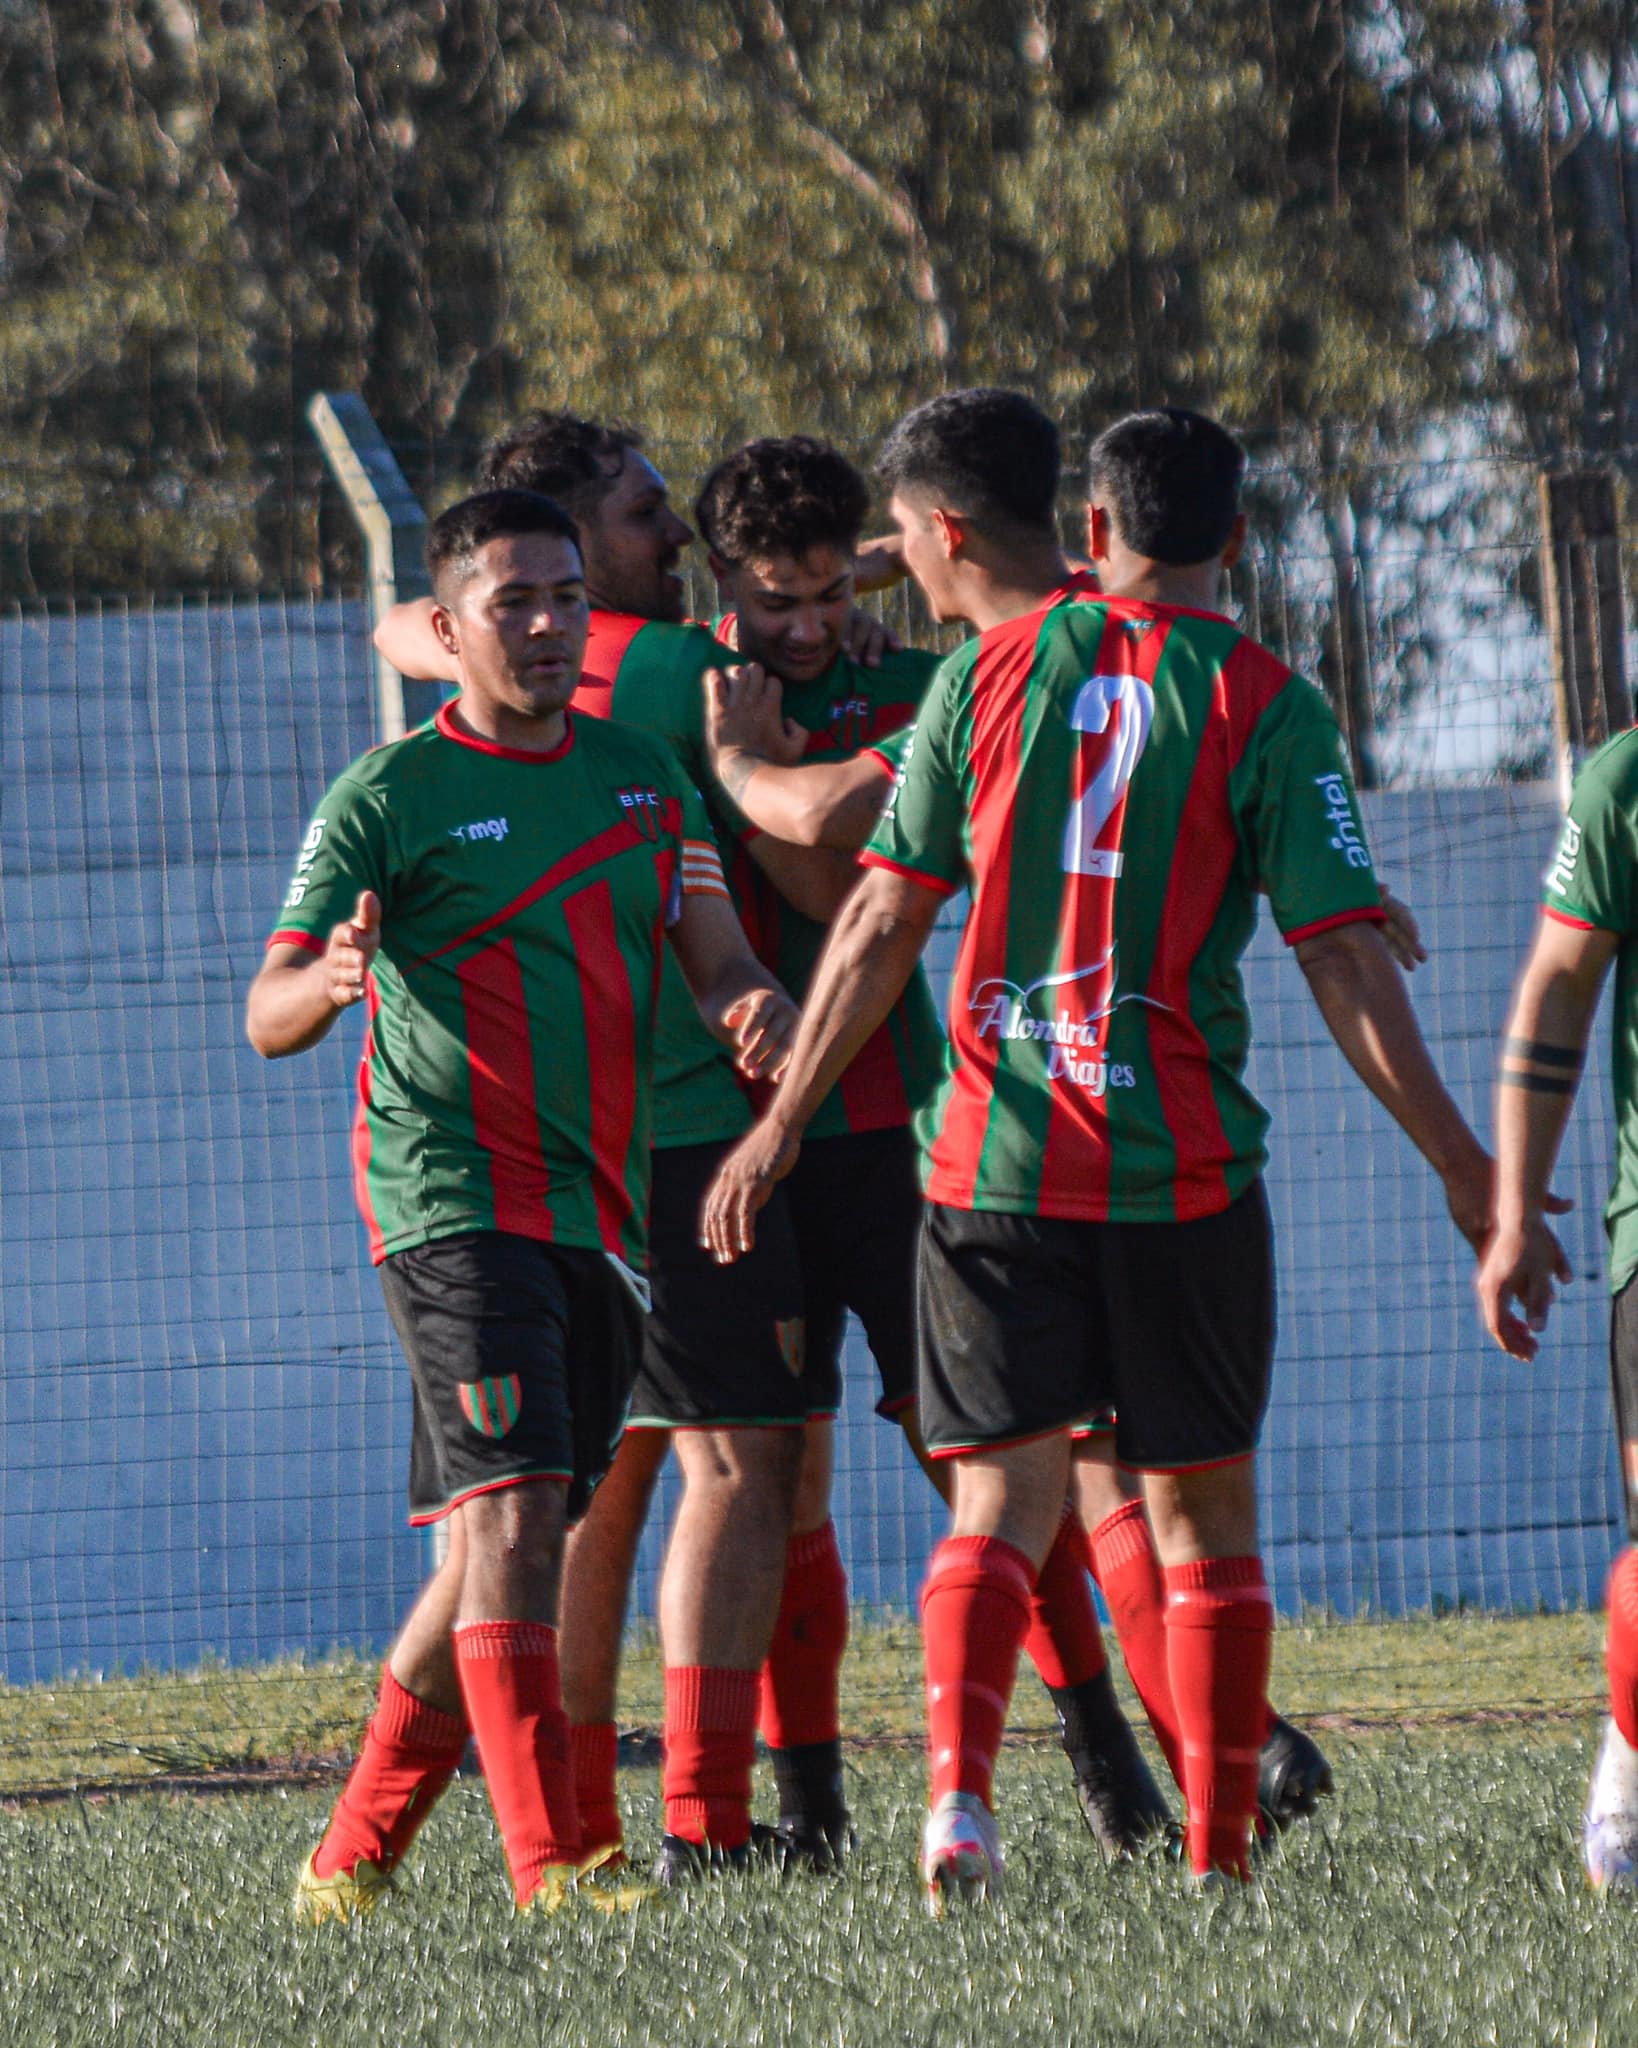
426,489,582,597
1086,408,1246,565
874,388,1060,537
477,410,644,520
694,437,872,566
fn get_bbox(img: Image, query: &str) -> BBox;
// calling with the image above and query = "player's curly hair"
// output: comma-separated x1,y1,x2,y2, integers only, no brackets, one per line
874,389,1059,537
695,437,871,566
478,410,644,520
1086,408,1245,565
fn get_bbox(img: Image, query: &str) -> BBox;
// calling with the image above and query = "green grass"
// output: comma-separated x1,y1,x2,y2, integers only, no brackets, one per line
0,1614,1628,2045
2,1733,1633,2046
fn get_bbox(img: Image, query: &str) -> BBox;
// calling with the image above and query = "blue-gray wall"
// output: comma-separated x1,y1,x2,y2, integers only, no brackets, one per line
0,602,1622,1683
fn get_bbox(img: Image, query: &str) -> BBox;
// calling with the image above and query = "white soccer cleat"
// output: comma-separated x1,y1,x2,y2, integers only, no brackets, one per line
921,1790,1004,1914
1584,1717,1638,1889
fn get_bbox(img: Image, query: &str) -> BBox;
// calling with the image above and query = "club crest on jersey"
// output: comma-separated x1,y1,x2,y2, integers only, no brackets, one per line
829,695,873,752
617,787,664,841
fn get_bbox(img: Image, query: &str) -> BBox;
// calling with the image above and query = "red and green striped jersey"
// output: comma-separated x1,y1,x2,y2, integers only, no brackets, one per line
862,580,1384,1223
722,642,948,1136
575,612,757,1149
266,702,728,1267
1540,730,1638,1290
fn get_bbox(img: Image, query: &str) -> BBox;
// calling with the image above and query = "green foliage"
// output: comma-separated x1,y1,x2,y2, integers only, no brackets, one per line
1,2,1632,594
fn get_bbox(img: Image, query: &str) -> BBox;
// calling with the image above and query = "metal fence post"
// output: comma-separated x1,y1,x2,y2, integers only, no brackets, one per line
306,393,438,744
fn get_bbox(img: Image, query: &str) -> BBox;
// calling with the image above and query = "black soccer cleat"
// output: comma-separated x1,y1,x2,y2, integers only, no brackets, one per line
649,1834,753,1886
1257,1714,1335,1834
1051,1669,1175,1860
750,1816,855,1876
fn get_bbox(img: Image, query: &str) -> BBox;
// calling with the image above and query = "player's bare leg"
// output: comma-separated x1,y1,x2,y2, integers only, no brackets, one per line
759,1417,853,1867
654,1426,802,1875
300,1514,472,1917
1142,1459,1272,1880
558,1427,672,1861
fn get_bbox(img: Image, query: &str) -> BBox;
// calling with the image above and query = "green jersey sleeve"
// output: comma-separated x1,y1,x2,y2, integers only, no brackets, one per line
860,659,969,896
266,769,395,952
1542,732,1638,933
1232,673,1382,940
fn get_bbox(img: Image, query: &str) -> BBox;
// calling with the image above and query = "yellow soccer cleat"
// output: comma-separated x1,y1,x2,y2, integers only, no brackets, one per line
293,1847,394,1925
522,1851,656,1917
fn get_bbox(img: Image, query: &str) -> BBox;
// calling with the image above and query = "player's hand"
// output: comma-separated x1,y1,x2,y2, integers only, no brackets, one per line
723,987,798,1083
324,892,380,1008
699,1117,802,1263
705,664,809,770
1378,884,1427,971
852,532,908,594
1476,1211,1575,1361
1442,1150,1572,1262
841,606,902,668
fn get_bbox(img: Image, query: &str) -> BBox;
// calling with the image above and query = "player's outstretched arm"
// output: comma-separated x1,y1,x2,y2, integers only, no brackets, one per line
705,665,893,851
246,892,381,1058
1293,918,1497,1252
373,598,457,683
1477,915,1612,1359
667,890,799,1083
699,867,942,1263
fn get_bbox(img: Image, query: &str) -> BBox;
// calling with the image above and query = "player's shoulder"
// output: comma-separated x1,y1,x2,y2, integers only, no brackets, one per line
867,642,942,692
325,718,444,800
573,709,686,787
632,617,733,681
1572,727,1638,812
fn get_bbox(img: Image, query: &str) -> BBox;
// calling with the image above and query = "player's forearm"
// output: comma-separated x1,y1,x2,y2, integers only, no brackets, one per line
745,833,862,923
690,955,790,1047
373,598,455,683
1296,924,1485,1182
716,750,886,852
761,882,928,1139
1493,964,1596,1225
245,962,344,1058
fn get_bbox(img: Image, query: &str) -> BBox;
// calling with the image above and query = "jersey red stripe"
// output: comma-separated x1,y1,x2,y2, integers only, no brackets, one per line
576,612,650,714
564,880,639,1252
458,939,554,1239
1036,613,1171,1216
410,819,642,967
351,983,385,1262
1143,636,1289,1220
1282,906,1388,946
927,607,1048,1207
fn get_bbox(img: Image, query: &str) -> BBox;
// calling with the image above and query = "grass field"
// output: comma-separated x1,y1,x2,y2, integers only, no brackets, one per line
3,1613,1634,2046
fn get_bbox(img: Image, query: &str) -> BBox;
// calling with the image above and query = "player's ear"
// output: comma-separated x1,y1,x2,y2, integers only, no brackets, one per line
707,551,735,601
929,507,964,560
1086,504,1111,563
430,601,461,658
1220,512,1249,571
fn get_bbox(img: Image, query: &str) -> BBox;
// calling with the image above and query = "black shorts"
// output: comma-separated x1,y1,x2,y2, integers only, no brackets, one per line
785,1127,922,1420
380,1230,643,1527
1610,1277,1638,1541
916,1182,1275,1471
626,1140,808,1429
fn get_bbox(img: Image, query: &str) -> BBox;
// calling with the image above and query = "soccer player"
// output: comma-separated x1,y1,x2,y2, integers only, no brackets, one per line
702,395,1494,1899
250,488,795,1918
1476,751,1638,1884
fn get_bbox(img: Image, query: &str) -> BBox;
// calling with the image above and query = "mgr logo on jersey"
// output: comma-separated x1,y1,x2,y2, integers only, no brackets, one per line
617,787,664,842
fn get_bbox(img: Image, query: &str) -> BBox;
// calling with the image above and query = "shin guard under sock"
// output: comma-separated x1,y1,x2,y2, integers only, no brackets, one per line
1163,1556,1273,1878
1022,1506,1107,1691
570,1720,622,1859
312,1667,467,1880
1608,1548,1638,1750
921,1535,1036,1811
454,1620,580,1905
663,1666,759,1850
1090,1498,1188,1790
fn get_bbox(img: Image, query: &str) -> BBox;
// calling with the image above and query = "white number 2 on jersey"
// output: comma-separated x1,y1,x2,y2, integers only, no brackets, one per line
1061,673,1154,877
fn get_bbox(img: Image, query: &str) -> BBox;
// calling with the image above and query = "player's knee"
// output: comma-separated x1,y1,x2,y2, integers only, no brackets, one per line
460,1476,568,1567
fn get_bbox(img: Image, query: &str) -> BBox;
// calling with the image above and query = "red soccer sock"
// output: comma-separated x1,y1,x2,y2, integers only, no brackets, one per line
1022,1505,1107,1691
664,1667,759,1850
760,1521,850,1749
312,1666,468,1880
921,1535,1037,1812
1089,1497,1187,1790
454,1620,580,1905
1607,1549,1638,1749
1164,1555,1274,1879
570,1721,622,1860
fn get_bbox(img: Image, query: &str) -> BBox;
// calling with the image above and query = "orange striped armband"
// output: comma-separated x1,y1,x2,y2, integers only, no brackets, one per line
680,836,731,900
